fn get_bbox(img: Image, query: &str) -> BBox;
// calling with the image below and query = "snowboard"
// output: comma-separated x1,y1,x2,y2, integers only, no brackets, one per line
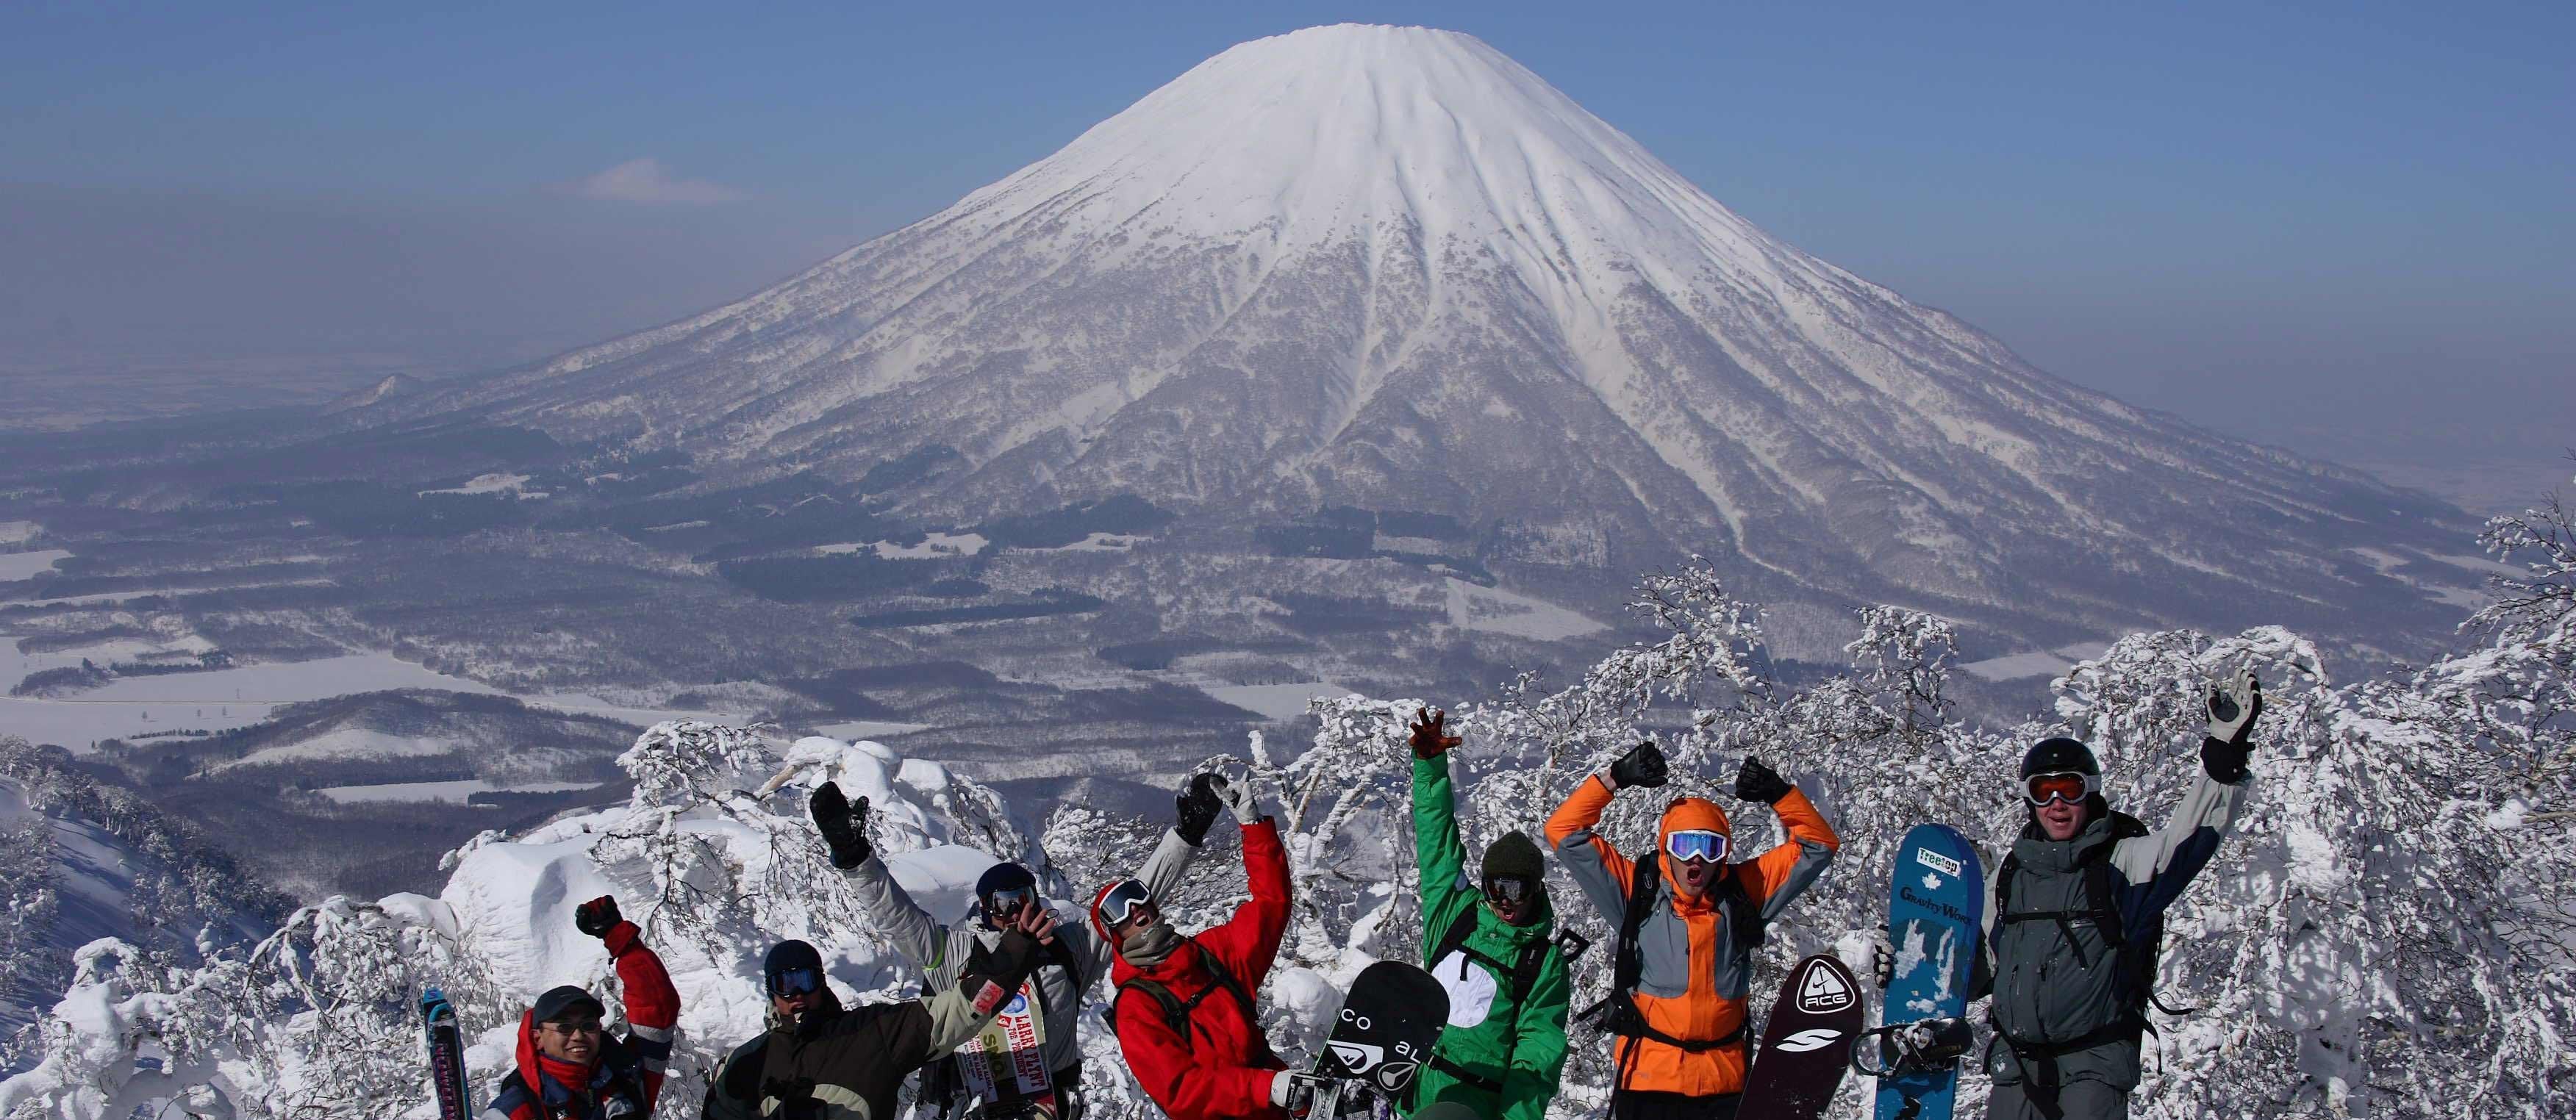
956,978,1055,1118
1875,824,1983,1120
1739,953,1867,1119
1312,960,1450,1118
420,986,473,1120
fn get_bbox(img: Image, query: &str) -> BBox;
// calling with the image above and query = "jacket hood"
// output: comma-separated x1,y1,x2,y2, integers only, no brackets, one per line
1656,796,1733,853
513,1008,598,1105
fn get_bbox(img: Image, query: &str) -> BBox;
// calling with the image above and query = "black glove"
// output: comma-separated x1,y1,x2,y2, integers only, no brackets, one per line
574,895,622,938
1609,741,1669,790
1175,771,1223,847
809,781,873,869
1733,756,1792,803
2201,670,2261,784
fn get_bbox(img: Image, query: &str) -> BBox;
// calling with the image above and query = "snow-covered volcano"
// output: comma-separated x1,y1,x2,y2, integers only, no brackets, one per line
405,24,2465,642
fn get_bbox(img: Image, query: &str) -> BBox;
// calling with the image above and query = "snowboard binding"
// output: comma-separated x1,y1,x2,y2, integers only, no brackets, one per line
1850,1016,1972,1080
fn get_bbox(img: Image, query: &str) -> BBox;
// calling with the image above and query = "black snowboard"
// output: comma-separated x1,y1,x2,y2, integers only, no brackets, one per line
1312,960,1450,1113
1739,954,1869,1119
421,986,473,1120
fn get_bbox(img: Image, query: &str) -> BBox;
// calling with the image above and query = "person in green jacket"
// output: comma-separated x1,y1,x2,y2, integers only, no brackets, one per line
1406,706,1574,1120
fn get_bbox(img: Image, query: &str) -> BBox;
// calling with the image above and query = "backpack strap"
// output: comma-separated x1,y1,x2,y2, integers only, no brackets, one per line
1591,852,1748,1054
1430,903,1553,1009
1105,938,1253,1044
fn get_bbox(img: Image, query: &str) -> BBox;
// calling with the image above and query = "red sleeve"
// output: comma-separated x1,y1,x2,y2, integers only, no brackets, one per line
602,920,680,1113
1113,987,1282,1120
1196,819,1292,987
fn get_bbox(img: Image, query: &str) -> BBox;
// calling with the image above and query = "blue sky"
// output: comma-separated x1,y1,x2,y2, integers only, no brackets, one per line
4,1,2567,470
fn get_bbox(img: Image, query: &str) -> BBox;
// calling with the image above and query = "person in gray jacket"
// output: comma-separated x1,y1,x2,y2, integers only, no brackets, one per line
1874,670,2262,1119
810,772,1222,1119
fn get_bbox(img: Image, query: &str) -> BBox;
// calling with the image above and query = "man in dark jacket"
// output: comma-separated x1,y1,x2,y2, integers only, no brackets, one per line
1875,670,2262,1120
700,905,1057,1120
487,896,681,1120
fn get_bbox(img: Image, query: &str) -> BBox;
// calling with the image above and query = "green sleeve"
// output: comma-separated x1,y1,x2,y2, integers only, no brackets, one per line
1412,754,1475,956
1500,948,1573,1120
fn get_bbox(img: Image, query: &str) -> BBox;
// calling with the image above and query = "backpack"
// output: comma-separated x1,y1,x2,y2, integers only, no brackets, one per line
1991,811,2192,1058
1582,852,1766,1053
1417,899,1578,1099
1103,938,1256,1043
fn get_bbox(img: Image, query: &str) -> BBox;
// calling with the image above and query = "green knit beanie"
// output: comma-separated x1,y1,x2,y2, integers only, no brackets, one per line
1481,830,1545,883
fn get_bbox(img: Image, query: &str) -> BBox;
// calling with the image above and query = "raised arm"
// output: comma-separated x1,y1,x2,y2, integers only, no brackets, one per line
1186,769,1294,986
2108,670,2261,933
573,897,679,1111
813,782,968,984
1728,758,1840,919
1409,708,1477,935
1546,740,1669,924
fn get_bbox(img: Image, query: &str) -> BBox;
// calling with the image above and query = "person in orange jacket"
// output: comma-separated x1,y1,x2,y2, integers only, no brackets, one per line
1544,742,1839,1120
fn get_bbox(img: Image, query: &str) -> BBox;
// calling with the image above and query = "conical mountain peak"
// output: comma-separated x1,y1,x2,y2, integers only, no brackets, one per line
396,28,2463,656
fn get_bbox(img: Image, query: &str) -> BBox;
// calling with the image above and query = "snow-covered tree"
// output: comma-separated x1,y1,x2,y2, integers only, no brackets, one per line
10,489,2576,1118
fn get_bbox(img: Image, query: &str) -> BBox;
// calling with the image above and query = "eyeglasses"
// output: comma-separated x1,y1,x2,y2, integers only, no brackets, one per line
1665,830,1728,865
540,1018,604,1035
984,886,1036,919
1484,876,1535,905
1099,878,1153,928
2023,771,2099,807
768,966,825,997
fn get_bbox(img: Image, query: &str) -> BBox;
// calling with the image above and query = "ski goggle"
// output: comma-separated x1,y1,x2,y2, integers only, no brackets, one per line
2024,771,2100,807
768,966,824,997
1484,875,1536,905
984,885,1036,919
1098,878,1154,929
1666,830,1728,865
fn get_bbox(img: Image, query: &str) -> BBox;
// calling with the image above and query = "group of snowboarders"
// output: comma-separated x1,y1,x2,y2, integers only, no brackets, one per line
478,669,2261,1120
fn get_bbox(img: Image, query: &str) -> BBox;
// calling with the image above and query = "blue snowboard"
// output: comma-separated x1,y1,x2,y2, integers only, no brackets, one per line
1876,824,1982,1120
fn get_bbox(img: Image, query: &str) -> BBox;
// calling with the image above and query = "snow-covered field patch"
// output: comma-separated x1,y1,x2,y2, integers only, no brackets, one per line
0,550,73,581
1442,578,1606,639
0,523,42,545
217,728,456,770
815,531,990,559
312,779,600,805
1200,682,1358,721
418,473,538,498
0,653,507,750
1960,650,2075,682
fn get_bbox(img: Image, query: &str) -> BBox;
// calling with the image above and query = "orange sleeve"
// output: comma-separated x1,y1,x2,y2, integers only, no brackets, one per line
1545,774,1637,916
1739,786,1839,905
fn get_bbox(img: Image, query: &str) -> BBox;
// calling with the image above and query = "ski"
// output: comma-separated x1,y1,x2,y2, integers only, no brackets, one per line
1739,953,1867,1119
1310,960,1449,1118
421,986,474,1120
1872,824,1983,1120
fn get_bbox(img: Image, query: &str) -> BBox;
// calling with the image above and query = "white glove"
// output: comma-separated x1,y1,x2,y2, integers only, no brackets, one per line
2205,669,2262,745
1212,771,1262,825
1870,929,1894,989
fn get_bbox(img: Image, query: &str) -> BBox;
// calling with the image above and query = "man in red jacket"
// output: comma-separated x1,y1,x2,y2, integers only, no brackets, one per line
1099,771,1312,1120
485,895,681,1120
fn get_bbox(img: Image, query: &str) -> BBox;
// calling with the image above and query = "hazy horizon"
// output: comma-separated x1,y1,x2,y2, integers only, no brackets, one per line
4,4,2567,501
